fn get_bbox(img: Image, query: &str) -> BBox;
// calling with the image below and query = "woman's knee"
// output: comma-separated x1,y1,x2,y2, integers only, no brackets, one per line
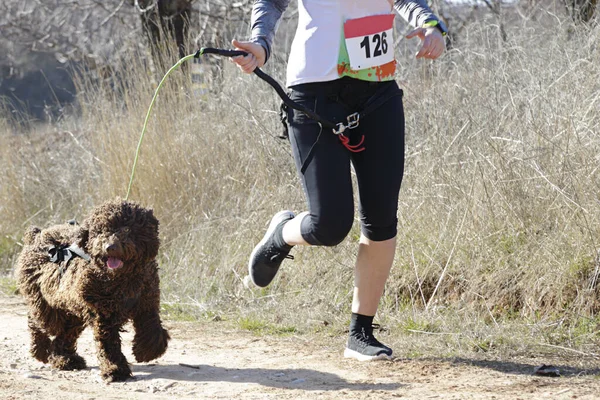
361,220,398,242
301,214,353,246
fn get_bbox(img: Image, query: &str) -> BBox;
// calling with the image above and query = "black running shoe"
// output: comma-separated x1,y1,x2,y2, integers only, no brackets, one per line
344,324,393,361
248,210,295,287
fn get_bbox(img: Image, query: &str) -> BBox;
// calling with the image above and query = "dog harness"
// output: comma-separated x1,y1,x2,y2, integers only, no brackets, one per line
48,243,91,276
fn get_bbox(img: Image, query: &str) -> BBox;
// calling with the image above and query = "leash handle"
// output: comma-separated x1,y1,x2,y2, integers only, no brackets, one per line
197,47,248,58
196,47,337,129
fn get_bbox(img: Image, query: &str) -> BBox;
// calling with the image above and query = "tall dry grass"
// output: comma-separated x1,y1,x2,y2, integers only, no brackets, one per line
392,18,600,321
1,6,599,352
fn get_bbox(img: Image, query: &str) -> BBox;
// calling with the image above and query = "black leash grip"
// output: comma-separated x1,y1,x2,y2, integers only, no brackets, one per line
198,47,248,58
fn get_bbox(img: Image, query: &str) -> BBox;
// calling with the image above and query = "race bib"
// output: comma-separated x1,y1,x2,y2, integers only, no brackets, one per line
344,14,395,70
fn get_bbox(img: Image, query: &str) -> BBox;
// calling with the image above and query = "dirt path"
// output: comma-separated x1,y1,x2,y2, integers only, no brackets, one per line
1,295,599,399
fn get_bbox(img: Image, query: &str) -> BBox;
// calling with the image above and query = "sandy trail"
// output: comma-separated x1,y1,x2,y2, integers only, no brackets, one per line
1,295,598,399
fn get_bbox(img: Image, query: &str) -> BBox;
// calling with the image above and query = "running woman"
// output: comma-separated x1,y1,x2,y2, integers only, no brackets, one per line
233,0,447,361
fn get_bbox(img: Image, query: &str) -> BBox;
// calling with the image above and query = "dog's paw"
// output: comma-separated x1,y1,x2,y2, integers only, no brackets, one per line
30,338,51,363
133,327,170,363
101,364,133,382
48,353,87,370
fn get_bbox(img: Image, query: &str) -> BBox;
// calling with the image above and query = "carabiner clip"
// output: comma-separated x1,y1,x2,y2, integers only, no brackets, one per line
332,112,360,135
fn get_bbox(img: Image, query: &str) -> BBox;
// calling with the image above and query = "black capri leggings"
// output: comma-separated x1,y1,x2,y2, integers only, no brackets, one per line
286,76,405,246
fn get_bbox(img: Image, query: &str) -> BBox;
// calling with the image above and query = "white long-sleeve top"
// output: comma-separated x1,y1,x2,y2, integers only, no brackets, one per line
251,0,444,86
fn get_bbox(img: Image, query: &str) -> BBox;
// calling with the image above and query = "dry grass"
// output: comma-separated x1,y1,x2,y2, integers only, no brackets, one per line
1,6,600,355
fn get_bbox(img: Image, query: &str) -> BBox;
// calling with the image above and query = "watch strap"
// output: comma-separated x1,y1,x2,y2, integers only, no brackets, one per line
423,19,448,36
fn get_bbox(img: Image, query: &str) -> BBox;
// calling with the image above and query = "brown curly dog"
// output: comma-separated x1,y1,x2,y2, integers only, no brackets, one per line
15,199,170,382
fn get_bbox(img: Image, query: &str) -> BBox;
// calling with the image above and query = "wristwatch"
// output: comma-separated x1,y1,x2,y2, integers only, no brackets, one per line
423,19,448,36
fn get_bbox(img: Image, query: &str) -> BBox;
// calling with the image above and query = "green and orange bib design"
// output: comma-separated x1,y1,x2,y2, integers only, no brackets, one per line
338,14,396,82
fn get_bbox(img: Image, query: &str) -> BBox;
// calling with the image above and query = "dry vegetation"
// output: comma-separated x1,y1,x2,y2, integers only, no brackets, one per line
1,1,599,358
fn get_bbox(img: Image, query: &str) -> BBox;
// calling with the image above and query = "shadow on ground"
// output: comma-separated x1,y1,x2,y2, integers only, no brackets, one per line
449,357,600,377
131,363,404,391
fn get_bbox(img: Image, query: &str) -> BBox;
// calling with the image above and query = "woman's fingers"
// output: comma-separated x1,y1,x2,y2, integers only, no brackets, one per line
407,28,446,60
230,39,266,73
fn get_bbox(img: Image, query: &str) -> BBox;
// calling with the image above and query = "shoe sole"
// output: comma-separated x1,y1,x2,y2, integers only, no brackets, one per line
343,348,393,361
248,210,295,287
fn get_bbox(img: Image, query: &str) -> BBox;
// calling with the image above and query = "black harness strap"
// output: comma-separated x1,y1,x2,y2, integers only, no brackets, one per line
66,244,91,261
48,243,91,277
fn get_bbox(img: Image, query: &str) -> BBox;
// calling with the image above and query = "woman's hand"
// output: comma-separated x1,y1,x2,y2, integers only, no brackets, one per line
405,27,446,60
230,39,267,73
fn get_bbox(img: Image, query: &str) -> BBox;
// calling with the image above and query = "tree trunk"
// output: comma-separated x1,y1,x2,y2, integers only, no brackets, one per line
570,0,598,23
137,0,192,64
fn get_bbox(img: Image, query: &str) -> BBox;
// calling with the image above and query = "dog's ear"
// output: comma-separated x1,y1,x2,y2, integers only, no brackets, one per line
22,226,41,245
74,223,89,250
146,208,159,231
141,207,160,262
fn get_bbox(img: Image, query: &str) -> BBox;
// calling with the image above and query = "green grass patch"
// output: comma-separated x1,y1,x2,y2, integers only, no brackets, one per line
405,350,424,358
160,303,201,322
544,315,600,347
0,235,19,274
0,276,18,296
237,316,297,336
0,236,14,256
471,336,507,353
401,317,439,334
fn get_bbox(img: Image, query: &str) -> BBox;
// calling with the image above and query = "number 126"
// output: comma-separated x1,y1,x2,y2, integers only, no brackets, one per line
359,32,388,59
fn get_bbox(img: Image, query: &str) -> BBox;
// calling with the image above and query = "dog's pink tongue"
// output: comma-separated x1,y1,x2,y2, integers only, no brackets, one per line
107,257,123,269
